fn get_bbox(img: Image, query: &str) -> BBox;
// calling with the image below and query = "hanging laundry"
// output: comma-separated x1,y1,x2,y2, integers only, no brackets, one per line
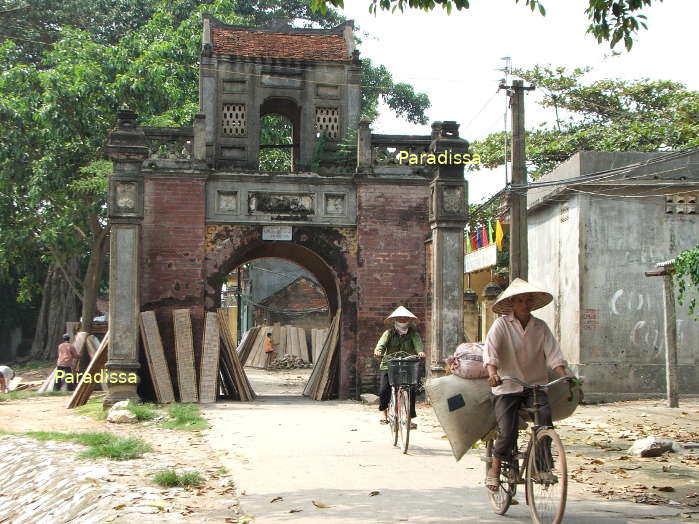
495,220,504,251
487,220,494,244
476,228,482,248
471,233,477,252
465,232,472,254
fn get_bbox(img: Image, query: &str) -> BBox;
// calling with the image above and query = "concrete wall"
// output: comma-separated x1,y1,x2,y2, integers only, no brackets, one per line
529,150,699,400
528,194,581,366
580,194,699,398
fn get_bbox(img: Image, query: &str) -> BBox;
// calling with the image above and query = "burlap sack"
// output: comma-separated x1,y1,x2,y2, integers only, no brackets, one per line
426,374,582,461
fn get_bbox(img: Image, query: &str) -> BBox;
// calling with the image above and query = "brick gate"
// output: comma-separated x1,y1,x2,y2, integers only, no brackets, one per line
104,18,468,403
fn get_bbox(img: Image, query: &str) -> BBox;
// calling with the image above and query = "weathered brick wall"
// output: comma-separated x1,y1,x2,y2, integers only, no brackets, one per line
141,175,207,399
356,182,430,394
142,176,207,306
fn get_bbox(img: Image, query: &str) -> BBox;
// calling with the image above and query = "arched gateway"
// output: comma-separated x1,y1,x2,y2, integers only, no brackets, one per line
104,17,469,404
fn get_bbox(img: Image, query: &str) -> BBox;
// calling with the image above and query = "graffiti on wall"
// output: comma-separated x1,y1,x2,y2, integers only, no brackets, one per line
609,288,687,351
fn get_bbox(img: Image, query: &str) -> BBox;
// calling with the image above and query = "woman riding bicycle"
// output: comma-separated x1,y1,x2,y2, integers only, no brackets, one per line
373,306,425,428
483,279,569,492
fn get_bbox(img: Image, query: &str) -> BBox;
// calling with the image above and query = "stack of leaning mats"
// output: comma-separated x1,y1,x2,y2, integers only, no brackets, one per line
140,309,255,403
65,332,110,408
65,309,256,406
303,311,341,400
217,309,256,401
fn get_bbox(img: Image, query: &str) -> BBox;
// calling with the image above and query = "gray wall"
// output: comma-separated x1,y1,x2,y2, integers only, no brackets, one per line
579,194,699,397
528,194,581,366
529,151,699,400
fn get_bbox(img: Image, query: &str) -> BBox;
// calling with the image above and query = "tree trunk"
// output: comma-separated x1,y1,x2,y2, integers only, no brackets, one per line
80,227,108,333
30,258,80,360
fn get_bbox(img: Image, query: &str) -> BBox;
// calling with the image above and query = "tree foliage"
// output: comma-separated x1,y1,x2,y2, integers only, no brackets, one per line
0,0,431,345
469,65,699,179
310,0,661,51
674,245,699,318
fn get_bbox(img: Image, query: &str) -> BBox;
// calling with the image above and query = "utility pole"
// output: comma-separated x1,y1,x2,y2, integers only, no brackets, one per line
645,260,679,408
500,79,534,281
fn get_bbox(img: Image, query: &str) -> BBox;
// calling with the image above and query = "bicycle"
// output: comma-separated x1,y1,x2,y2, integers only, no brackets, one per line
381,352,422,454
482,375,573,524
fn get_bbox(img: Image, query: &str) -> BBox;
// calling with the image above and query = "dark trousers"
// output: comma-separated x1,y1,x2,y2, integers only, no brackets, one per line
55,366,75,392
492,390,553,461
378,372,417,418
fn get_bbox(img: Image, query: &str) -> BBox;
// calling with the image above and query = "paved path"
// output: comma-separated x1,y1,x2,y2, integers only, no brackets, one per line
202,370,683,523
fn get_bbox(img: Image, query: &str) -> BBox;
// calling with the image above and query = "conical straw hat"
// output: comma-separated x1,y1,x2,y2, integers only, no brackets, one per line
492,278,553,315
384,306,419,326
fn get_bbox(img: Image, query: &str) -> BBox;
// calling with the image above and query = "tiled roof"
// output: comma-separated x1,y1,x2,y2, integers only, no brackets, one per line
212,28,350,61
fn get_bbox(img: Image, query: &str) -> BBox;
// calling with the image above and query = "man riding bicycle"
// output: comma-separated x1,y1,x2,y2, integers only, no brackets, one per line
373,306,425,428
483,279,569,492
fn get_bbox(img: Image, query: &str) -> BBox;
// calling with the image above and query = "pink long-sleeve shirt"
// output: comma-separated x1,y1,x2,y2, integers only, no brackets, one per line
483,314,566,395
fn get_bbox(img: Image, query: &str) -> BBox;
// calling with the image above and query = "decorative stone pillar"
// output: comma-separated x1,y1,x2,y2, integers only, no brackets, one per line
463,288,479,342
104,108,148,406
429,121,469,370
481,280,502,340
356,117,372,173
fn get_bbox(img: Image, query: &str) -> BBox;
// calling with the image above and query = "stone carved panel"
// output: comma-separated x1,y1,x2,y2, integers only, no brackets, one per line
324,194,345,215
442,186,463,214
217,191,238,214
248,192,315,216
116,182,137,211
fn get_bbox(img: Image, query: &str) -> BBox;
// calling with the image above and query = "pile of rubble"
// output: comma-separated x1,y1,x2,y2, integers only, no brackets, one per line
268,354,312,370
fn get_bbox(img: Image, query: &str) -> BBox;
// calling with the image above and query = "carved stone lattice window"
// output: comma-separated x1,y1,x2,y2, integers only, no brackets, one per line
315,107,339,139
222,104,246,136
665,193,696,214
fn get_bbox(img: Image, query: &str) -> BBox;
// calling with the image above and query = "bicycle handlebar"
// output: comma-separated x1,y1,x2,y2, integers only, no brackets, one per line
500,375,575,389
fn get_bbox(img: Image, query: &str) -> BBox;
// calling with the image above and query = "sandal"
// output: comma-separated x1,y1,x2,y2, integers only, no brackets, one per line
409,422,417,430
485,476,500,492
380,419,389,425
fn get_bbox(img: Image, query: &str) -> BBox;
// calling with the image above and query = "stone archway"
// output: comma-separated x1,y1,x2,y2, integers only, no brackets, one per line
259,97,301,171
204,224,358,397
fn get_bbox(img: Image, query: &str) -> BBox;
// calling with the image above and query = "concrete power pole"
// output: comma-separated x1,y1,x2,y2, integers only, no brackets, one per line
501,79,534,281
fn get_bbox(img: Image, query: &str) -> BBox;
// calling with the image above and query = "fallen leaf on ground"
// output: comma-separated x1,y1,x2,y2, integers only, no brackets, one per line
654,486,675,492
369,491,380,496
289,508,303,513
270,496,283,503
313,501,332,509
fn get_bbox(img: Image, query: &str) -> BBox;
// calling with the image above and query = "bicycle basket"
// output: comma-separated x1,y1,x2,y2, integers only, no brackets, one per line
387,359,420,386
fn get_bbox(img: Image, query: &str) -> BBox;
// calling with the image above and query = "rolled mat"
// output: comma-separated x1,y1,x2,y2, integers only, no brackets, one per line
426,374,583,461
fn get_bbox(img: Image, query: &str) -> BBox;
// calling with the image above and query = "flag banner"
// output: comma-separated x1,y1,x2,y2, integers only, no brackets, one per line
495,220,504,251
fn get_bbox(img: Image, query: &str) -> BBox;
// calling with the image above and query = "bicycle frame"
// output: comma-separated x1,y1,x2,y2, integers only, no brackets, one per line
485,375,572,522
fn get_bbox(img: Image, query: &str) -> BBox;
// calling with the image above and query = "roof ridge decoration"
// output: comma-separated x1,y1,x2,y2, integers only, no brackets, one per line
202,14,355,62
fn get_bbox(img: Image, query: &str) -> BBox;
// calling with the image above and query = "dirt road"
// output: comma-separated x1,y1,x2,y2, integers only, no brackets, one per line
203,369,692,523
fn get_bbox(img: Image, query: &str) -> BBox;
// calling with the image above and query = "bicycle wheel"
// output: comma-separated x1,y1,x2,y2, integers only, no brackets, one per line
398,387,411,454
388,388,398,447
484,439,514,515
526,428,567,524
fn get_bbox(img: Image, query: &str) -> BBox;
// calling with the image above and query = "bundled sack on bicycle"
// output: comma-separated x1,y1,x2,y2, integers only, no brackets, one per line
426,278,583,462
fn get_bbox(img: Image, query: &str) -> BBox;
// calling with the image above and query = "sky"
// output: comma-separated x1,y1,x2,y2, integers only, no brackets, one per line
336,0,699,202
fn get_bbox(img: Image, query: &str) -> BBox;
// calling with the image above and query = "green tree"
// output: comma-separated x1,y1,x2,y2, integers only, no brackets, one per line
311,0,660,51
674,245,699,319
1,0,430,356
469,65,699,179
